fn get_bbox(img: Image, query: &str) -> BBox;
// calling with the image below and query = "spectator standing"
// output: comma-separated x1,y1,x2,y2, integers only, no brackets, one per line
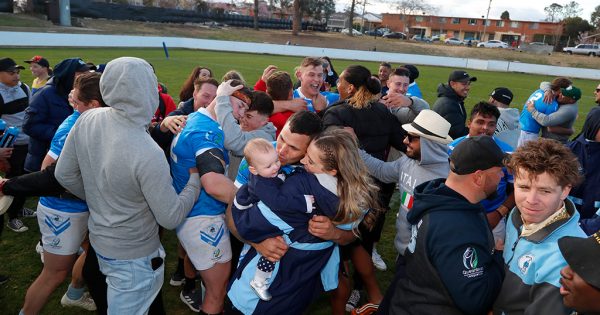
380,136,505,315
568,108,600,234
557,232,600,314
493,139,586,315
23,58,90,173
0,57,32,234
432,70,477,139
55,57,201,314
24,56,51,95
380,67,429,125
378,62,392,96
178,66,213,104
489,87,520,149
402,64,423,99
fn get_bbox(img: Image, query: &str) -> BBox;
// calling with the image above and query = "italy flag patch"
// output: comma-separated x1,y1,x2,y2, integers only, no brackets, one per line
401,191,414,210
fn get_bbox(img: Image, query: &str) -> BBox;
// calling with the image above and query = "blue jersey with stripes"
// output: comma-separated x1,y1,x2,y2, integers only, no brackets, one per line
39,111,88,213
519,89,558,133
292,88,339,112
170,108,229,217
448,135,514,212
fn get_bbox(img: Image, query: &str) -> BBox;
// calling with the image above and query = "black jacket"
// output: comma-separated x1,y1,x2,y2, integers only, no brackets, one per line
384,178,504,315
432,84,469,139
322,99,406,160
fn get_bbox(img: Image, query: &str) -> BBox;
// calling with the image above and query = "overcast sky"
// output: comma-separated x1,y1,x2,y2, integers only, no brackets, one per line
342,0,598,22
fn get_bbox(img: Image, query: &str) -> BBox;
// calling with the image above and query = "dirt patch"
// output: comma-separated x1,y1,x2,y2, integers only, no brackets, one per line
2,13,600,69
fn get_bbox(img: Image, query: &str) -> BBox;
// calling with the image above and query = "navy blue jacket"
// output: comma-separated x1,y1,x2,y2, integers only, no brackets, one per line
384,178,504,315
568,134,600,235
23,58,84,171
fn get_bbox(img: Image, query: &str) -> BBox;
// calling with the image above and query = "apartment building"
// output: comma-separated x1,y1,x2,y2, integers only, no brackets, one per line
381,14,562,44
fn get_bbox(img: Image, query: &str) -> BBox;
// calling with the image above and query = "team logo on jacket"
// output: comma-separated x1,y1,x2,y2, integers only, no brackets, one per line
518,254,534,275
462,247,484,278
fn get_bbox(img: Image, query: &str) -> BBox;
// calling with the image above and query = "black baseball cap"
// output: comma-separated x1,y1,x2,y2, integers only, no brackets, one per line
490,87,514,105
559,233,600,289
449,70,477,83
450,136,506,175
0,57,25,72
24,56,50,68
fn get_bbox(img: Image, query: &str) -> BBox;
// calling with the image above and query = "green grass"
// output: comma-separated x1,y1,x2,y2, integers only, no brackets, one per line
0,47,598,314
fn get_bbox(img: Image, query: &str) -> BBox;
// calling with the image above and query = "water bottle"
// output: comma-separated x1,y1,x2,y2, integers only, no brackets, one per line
0,126,19,148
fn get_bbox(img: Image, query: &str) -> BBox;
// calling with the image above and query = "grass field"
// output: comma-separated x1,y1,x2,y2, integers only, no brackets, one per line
0,47,598,314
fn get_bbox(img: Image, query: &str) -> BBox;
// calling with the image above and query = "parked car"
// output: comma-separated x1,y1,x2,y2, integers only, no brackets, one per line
383,32,407,39
341,28,363,36
365,29,384,37
411,35,432,42
444,37,463,45
431,35,441,42
562,44,600,56
477,40,509,48
462,38,479,46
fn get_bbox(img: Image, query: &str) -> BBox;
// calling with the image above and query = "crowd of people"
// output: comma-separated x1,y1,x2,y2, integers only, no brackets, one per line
0,53,599,315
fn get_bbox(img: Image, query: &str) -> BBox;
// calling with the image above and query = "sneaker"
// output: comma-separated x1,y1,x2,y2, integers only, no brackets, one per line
169,270,185,286
0,275,8,285
345,289,361,312
351,303,379,315
61,292,97,311
180,289,201,312
19,207,37,218
35,240,44,264
372,248,387,271
7,218,28,232
250,279,272,301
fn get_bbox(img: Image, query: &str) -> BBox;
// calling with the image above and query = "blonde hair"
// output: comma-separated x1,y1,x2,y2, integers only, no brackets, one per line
222,70,246,85
311,129,381,229
243,138,274,167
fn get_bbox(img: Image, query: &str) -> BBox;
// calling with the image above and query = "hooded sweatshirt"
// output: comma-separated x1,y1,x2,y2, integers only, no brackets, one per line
23,58,85,171
495,107,520,150
55,57,200,260
385,178,504,315
432,83,469,139
359,137,450,254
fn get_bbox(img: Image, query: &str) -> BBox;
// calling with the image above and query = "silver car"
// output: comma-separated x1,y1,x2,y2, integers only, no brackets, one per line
563,44,600,56
477,40,509,48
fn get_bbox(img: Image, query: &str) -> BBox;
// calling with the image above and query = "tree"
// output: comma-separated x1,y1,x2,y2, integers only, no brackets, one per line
562,16,593,41
292,0,300,35
395,0,436,15
591,5,600,28
254,0,259,30
347,0,356,36
500,10,510,20
561,1,582,18
544,3,563,22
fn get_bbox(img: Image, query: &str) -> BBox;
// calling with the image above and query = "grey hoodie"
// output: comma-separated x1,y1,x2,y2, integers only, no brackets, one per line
56,57,200,259
215,95,276,180
360,138,450,254
495,107,520,149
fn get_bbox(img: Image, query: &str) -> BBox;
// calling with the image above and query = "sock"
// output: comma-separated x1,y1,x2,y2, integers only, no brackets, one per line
66,283,85,300
183,276,196,292
176,257,184,275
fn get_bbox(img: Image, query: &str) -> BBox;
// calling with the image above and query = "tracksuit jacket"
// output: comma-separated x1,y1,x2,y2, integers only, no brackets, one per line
493,199,586,314
383,178,504,315
432,84,469,139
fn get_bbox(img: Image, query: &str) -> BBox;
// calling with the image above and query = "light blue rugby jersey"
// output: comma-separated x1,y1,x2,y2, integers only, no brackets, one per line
519,88,558,133
170,108,229,217
292,88,339,112
39,111,88,213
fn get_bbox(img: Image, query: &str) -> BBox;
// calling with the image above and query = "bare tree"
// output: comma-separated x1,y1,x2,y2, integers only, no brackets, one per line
544,3,563,22
395,0,436,15
292,0,300,35
347,0,356,36
561,1,582,18
254,0,259,29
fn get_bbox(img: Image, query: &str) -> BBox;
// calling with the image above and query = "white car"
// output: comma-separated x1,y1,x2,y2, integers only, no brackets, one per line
341,28,363,36
477,40,509,48
444,37,463,45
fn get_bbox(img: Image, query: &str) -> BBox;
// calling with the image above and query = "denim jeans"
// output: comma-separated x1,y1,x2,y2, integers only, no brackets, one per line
97,245,166,315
